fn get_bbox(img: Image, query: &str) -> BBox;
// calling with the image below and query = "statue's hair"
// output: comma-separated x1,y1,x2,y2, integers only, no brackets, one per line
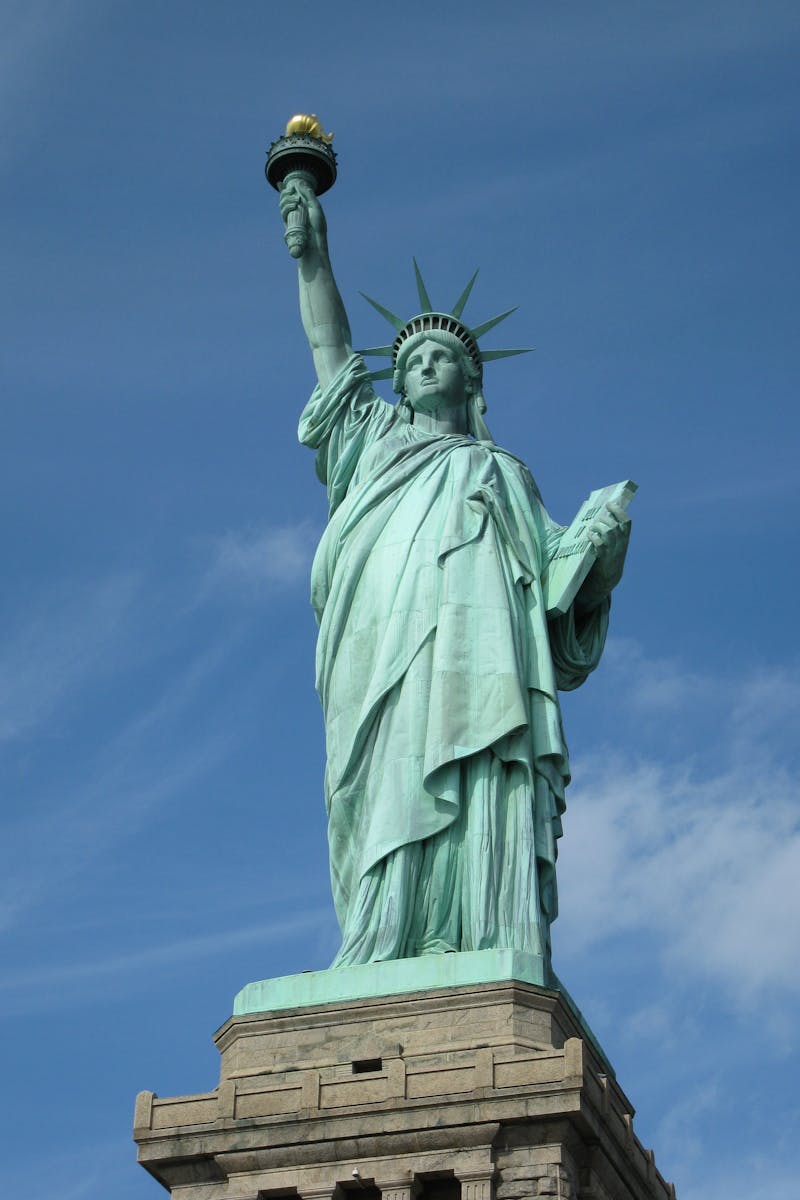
392,329,494,443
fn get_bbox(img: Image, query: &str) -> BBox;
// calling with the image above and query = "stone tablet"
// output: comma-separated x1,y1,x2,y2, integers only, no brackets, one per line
543,480,638,616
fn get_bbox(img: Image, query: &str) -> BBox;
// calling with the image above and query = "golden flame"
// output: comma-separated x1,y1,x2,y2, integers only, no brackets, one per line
285,114,333,143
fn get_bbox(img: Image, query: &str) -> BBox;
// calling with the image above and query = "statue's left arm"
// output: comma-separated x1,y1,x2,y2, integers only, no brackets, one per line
545,500,630,691
574,500,632,615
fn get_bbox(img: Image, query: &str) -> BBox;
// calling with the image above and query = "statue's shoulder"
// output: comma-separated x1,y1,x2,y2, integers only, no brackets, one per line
489,444,544,501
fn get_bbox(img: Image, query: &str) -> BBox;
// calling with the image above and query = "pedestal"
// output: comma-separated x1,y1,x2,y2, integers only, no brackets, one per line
134,962,675,1200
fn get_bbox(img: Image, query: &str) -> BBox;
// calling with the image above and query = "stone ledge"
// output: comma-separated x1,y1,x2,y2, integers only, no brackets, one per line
141,1041,589,1131
226,958,612,1080
233,950,548,1016
135,979,673,1200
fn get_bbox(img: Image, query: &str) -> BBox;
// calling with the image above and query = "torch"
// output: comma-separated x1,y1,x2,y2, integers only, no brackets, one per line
265,114,337,258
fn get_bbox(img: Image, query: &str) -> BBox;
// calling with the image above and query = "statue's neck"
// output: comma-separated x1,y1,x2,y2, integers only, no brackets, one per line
411,405,469,437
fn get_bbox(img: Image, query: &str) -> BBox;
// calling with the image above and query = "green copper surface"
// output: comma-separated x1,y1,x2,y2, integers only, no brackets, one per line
356,267,532,371
233,948,548,1015
272,154,633,975
451,269,479,319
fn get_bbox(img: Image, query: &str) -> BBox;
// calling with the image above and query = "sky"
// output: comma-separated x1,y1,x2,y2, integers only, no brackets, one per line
1,1,799,1197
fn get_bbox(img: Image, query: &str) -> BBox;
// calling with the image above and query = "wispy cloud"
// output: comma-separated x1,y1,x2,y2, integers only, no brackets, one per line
205,520,318,595
0,517,315,746
0,1137,138,1200
600,637,718,713
0,515,322,935
0,610,253,927
0,1,90,168
0,908,332,998
558,648,800,1015
655,1080,723,1171
0,572,142,742
679,1154,800,1200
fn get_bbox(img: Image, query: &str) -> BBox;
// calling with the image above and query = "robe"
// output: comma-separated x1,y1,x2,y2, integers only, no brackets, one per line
299,355,609,967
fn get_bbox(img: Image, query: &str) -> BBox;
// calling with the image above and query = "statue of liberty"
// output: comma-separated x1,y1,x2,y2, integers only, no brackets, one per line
275,142,631,973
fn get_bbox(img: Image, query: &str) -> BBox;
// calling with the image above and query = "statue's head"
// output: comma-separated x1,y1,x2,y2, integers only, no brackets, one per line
394,330,478,399
360,264,531,442
392,328,491,440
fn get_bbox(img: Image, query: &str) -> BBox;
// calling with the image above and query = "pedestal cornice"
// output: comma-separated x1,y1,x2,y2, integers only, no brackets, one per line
135,975,673,1200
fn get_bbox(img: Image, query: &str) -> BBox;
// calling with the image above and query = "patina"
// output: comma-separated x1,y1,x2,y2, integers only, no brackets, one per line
273,126,631,971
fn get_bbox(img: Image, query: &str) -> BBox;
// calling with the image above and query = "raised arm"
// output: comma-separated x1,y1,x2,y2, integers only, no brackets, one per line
279,180,352,391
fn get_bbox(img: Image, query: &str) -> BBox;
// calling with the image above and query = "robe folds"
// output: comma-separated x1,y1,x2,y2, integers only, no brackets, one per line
299,355,609,967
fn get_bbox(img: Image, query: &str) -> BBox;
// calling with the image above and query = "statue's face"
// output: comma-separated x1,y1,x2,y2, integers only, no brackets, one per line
403,339,468,415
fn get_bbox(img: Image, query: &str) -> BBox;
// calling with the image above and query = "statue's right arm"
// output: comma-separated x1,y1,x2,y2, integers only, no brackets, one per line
280,179,353,391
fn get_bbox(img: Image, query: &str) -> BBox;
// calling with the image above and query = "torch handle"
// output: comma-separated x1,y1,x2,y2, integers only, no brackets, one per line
280,168,317,259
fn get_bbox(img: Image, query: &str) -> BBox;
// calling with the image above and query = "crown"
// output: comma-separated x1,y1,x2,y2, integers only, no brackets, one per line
357,260,532,382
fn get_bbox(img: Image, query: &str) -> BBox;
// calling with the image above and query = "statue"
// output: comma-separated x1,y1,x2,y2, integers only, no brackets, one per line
268,119,632,972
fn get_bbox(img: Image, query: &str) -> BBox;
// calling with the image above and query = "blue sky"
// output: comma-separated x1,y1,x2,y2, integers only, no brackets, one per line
2,2,799,1196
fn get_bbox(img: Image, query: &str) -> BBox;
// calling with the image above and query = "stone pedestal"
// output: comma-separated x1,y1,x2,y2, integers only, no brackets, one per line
134,973,675,1200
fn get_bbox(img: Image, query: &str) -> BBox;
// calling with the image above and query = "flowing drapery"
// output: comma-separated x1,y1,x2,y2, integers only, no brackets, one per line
299,356,609,965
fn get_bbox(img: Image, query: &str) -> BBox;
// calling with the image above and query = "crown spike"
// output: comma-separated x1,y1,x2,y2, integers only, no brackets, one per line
413,258,434,313
367,366,396,381
359,292,405,331
358,345,394,357
470,308,518,340
451,270,479,320
479,348,534,362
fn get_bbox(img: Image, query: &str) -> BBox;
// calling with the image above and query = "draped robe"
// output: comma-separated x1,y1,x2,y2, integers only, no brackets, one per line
299,355,609,967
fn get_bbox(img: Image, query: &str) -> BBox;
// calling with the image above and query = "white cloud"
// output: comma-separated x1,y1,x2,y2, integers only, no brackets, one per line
557,649,800,1014
730,667,800,752
601,636,719,713
206,520,318,594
